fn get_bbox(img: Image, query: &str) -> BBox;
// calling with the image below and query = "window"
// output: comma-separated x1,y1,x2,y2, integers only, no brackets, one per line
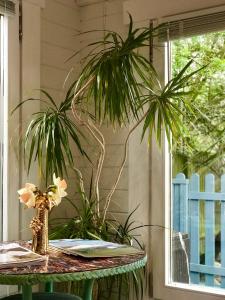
171,29,225,290
0,14,5,241
0,0,18,242
0,8,11,241
0,2,19,296
150,7,225,300
0,15,2,240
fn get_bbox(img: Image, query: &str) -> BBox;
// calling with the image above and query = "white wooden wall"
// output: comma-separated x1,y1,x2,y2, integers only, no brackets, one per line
39,1,152,254
40,1,134,226
41,0,80,102
79,0,130,222
40,0,80,218
39,2,225,300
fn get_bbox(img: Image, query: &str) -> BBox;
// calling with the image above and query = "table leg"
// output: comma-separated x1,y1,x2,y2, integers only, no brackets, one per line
82,279,94,300
45,282,53,292
22,285,32,300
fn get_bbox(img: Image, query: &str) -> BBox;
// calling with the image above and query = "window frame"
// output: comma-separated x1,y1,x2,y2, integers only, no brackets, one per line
0,14,4,241
0,4,20,297
150,16,225,300
0,1,20,241
1,13,9,241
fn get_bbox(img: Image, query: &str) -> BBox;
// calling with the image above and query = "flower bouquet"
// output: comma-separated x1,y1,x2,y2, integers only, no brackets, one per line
18,174,67,255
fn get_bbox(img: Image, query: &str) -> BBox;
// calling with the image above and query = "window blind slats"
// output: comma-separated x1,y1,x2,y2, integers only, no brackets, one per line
159,11,225,41
0,0,15,15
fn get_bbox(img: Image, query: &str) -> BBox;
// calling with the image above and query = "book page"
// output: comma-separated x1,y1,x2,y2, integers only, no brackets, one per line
0,243,46,268
50,239,144,258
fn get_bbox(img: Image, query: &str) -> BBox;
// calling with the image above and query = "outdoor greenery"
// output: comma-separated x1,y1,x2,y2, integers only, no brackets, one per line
172,30,225,178
172,31,225,261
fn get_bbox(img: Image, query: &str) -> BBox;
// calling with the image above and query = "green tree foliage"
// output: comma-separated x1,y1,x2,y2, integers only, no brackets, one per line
172,31,225,177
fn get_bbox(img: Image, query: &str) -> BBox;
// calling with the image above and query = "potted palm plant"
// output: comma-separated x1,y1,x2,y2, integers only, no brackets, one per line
15,16,203,299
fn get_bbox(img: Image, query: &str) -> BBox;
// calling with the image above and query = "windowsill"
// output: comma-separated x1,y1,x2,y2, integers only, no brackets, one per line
166,282,225,298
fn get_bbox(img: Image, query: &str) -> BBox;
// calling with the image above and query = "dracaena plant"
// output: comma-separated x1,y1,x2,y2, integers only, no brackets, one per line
69,18,203,224
15,15,205,300
12,85,89,182
14,15,204,222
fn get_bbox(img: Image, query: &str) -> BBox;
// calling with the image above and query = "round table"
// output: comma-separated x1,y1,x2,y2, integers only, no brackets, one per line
0,242,147,300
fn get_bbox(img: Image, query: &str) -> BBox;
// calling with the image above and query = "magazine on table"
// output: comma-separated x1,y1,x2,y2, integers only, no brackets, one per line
0,243,46,269
49,239,144,258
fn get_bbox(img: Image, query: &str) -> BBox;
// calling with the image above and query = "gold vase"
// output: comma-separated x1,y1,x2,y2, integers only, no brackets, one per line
31,207,49,255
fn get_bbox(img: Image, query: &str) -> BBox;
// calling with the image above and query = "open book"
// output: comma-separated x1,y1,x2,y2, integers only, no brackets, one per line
49,239,144,258
0,243,46,269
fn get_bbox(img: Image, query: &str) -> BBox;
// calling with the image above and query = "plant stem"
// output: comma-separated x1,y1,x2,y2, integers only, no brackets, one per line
72,76,95,104
73,167,87,201
71,90,105,216
71,75,149,223
87,119,105,216
102,110,149,224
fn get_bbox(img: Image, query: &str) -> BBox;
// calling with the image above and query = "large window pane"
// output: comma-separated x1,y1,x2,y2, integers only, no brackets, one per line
171,30,225,290
0,15,3,241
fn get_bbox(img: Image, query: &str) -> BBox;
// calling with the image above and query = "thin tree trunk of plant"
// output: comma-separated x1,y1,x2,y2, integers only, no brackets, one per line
73,167,86,200
102,111,149,224
87,119,105,216
71,98,106,217
72,76,95,103
85,119,105,216
71,76,149,223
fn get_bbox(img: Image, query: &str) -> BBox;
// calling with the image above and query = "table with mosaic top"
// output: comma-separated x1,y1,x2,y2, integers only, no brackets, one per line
0,242,147,300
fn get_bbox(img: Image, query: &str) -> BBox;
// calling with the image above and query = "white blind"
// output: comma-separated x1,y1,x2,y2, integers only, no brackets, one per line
158,10,225,41
0,0,15,15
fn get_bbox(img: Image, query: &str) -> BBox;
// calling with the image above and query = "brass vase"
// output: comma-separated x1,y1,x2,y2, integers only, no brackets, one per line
31,207,49,255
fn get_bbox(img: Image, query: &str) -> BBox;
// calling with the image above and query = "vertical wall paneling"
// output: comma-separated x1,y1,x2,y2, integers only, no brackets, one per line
75,0,130,220
41,0,80,104
41,3,150,297
20,0,43,240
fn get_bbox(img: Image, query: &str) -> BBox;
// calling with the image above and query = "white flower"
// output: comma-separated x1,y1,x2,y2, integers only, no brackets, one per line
18,183,36,208
51,173,67,206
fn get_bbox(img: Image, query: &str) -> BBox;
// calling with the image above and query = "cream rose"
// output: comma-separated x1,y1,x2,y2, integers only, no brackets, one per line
51,173,67,206
18,183,36,208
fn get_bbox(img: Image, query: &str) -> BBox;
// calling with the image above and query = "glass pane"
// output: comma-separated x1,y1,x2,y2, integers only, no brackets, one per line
171,30,225,289
0,15,2,241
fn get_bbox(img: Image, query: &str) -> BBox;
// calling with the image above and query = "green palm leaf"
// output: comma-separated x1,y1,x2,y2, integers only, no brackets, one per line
14,90,88,183
142,61,206,145
71,15,162,126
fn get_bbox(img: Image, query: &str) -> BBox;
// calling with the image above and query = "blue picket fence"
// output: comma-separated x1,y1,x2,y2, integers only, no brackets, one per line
173,173,225,287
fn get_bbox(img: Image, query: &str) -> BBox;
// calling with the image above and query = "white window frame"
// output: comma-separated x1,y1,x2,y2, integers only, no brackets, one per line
0,1,20,241
1,13,9,241
150,11,225,300
0,14,6,241
0,3,20,297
